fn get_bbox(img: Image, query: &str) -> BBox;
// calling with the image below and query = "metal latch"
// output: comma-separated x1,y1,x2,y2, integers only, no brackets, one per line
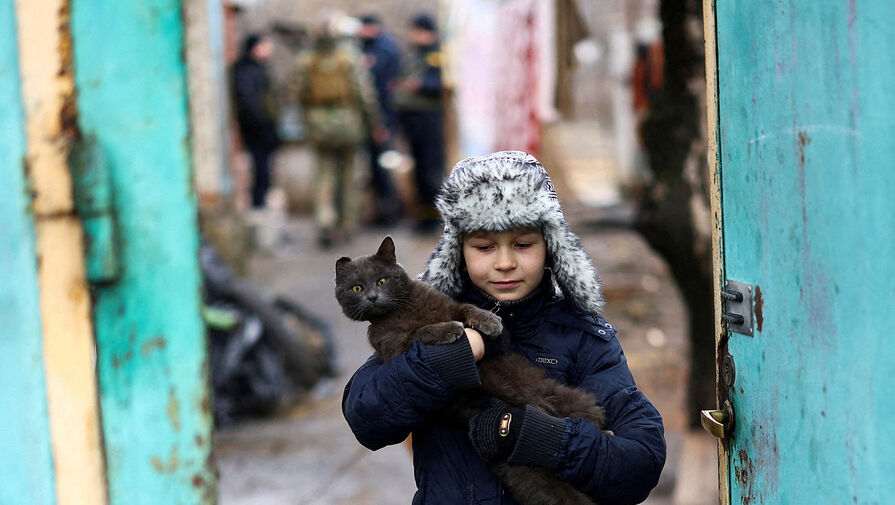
701,400,735,439
721,280,753,336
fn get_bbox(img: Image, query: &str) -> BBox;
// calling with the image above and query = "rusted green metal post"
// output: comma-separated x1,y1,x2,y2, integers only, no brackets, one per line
70,1,216,503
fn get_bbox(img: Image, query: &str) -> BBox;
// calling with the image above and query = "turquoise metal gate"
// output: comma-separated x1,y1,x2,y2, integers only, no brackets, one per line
707,1,895,503
1,1,216,503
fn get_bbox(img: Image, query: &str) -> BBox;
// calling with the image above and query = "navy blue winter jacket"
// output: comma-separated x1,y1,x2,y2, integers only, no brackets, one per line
342,277,666,504
361,32,401,130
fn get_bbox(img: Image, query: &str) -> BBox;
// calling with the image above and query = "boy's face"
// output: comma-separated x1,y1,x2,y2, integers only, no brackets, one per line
462,228,547,302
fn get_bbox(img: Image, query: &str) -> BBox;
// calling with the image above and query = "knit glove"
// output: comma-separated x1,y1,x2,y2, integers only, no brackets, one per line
467,398,525,462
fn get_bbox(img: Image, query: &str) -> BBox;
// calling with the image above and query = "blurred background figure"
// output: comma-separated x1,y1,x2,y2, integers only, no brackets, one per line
393,13,445,234
291,11,385,248
359,14,404,227
232,33,281,208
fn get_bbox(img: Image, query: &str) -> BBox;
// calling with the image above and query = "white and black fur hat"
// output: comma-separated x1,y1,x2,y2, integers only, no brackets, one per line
419,150,604,313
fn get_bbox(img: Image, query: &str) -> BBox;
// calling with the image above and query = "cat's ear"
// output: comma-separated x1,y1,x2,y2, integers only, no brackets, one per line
376,236,396,264
335,257,352,277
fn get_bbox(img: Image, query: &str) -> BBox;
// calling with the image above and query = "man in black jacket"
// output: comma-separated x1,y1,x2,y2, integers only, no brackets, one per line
393,14,445,233
232,33,280,208
359,14,403,225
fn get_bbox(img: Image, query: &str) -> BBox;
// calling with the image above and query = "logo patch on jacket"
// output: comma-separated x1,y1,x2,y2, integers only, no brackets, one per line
535,356,560,366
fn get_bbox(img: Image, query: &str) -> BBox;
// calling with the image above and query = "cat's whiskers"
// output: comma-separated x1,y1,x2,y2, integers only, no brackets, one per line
345,303,368,320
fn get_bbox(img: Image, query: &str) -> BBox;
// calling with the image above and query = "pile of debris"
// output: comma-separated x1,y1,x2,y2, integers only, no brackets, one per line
201,241,337,426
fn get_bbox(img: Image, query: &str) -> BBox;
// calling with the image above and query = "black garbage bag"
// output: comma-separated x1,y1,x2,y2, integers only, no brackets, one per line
207,307,286,425
201,240,337,426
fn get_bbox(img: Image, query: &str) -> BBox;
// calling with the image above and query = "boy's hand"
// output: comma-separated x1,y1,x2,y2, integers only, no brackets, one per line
464,327,485,361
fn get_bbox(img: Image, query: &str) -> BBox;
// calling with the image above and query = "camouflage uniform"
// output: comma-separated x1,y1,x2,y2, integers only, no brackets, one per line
292,39,383,245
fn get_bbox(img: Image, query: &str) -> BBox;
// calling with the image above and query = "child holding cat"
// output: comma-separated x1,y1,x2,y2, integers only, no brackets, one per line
342,151,666,504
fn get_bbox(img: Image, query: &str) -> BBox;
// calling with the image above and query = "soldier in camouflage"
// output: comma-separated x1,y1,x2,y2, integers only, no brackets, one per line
291,12,386,248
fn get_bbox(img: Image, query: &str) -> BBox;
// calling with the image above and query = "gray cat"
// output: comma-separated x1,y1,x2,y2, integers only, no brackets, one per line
335,236,607,505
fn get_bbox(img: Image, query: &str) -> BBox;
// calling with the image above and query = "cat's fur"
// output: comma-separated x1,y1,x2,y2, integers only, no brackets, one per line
335,236,607,505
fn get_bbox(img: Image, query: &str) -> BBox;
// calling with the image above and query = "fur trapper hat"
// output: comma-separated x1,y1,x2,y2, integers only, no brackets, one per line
419,151,604,313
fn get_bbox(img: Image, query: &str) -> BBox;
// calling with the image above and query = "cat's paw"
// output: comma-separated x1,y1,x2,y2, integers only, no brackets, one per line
415,321,466,346
468,310,503,339
443,321,466,343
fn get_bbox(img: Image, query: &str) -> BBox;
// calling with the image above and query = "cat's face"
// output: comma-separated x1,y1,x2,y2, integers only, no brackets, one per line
334,236,412,321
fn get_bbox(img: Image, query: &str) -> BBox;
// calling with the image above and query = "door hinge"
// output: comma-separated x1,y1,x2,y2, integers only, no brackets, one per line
722,279,753,336
71,135,121,284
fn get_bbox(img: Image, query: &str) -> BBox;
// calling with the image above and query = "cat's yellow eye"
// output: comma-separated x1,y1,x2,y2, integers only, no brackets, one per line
352,285,363,293
377,277,388,286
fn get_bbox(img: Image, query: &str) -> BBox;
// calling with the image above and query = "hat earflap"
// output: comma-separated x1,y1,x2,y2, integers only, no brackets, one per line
419,227,465,298
543,215,604,314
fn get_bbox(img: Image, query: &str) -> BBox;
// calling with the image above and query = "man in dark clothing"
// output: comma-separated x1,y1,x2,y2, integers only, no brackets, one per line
393,13,445,233
232,33,280,208
359,14,403,225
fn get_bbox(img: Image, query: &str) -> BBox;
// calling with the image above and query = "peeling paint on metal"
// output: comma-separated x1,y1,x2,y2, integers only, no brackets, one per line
150,447,180,474
56,2,79,141
733,450,753,505
111,351,133,370
13,0,109,503
69,1,216,503
167,388,181,432
753,285,763,333
141,336,167,357
716,1,895,503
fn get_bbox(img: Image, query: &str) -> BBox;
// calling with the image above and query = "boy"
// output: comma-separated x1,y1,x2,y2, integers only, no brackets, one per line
342,151,666,504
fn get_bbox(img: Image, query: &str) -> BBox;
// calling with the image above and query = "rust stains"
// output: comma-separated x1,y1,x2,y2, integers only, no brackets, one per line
734,418,781,504
734,449,755,504
150,447,180,473
753,285,764,333
67,270,88,305
797,130,811,166
200,392,212,416
167,387,181,431
141,335,167,356
796,130,811,233
111,350,133,369
56,2,81,140
22,157,37,212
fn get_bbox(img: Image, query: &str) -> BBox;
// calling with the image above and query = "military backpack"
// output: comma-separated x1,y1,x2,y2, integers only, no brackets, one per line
303,50,355,106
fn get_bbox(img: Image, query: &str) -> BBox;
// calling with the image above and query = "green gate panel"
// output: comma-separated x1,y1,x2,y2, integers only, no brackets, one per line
70,1,215,503
716,1,895,503
0,3,57,504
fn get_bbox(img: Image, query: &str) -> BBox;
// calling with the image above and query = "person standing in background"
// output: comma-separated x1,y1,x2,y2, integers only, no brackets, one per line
393,13,445,234
232,33,281,208
292,12,385,248
358,14,404,226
